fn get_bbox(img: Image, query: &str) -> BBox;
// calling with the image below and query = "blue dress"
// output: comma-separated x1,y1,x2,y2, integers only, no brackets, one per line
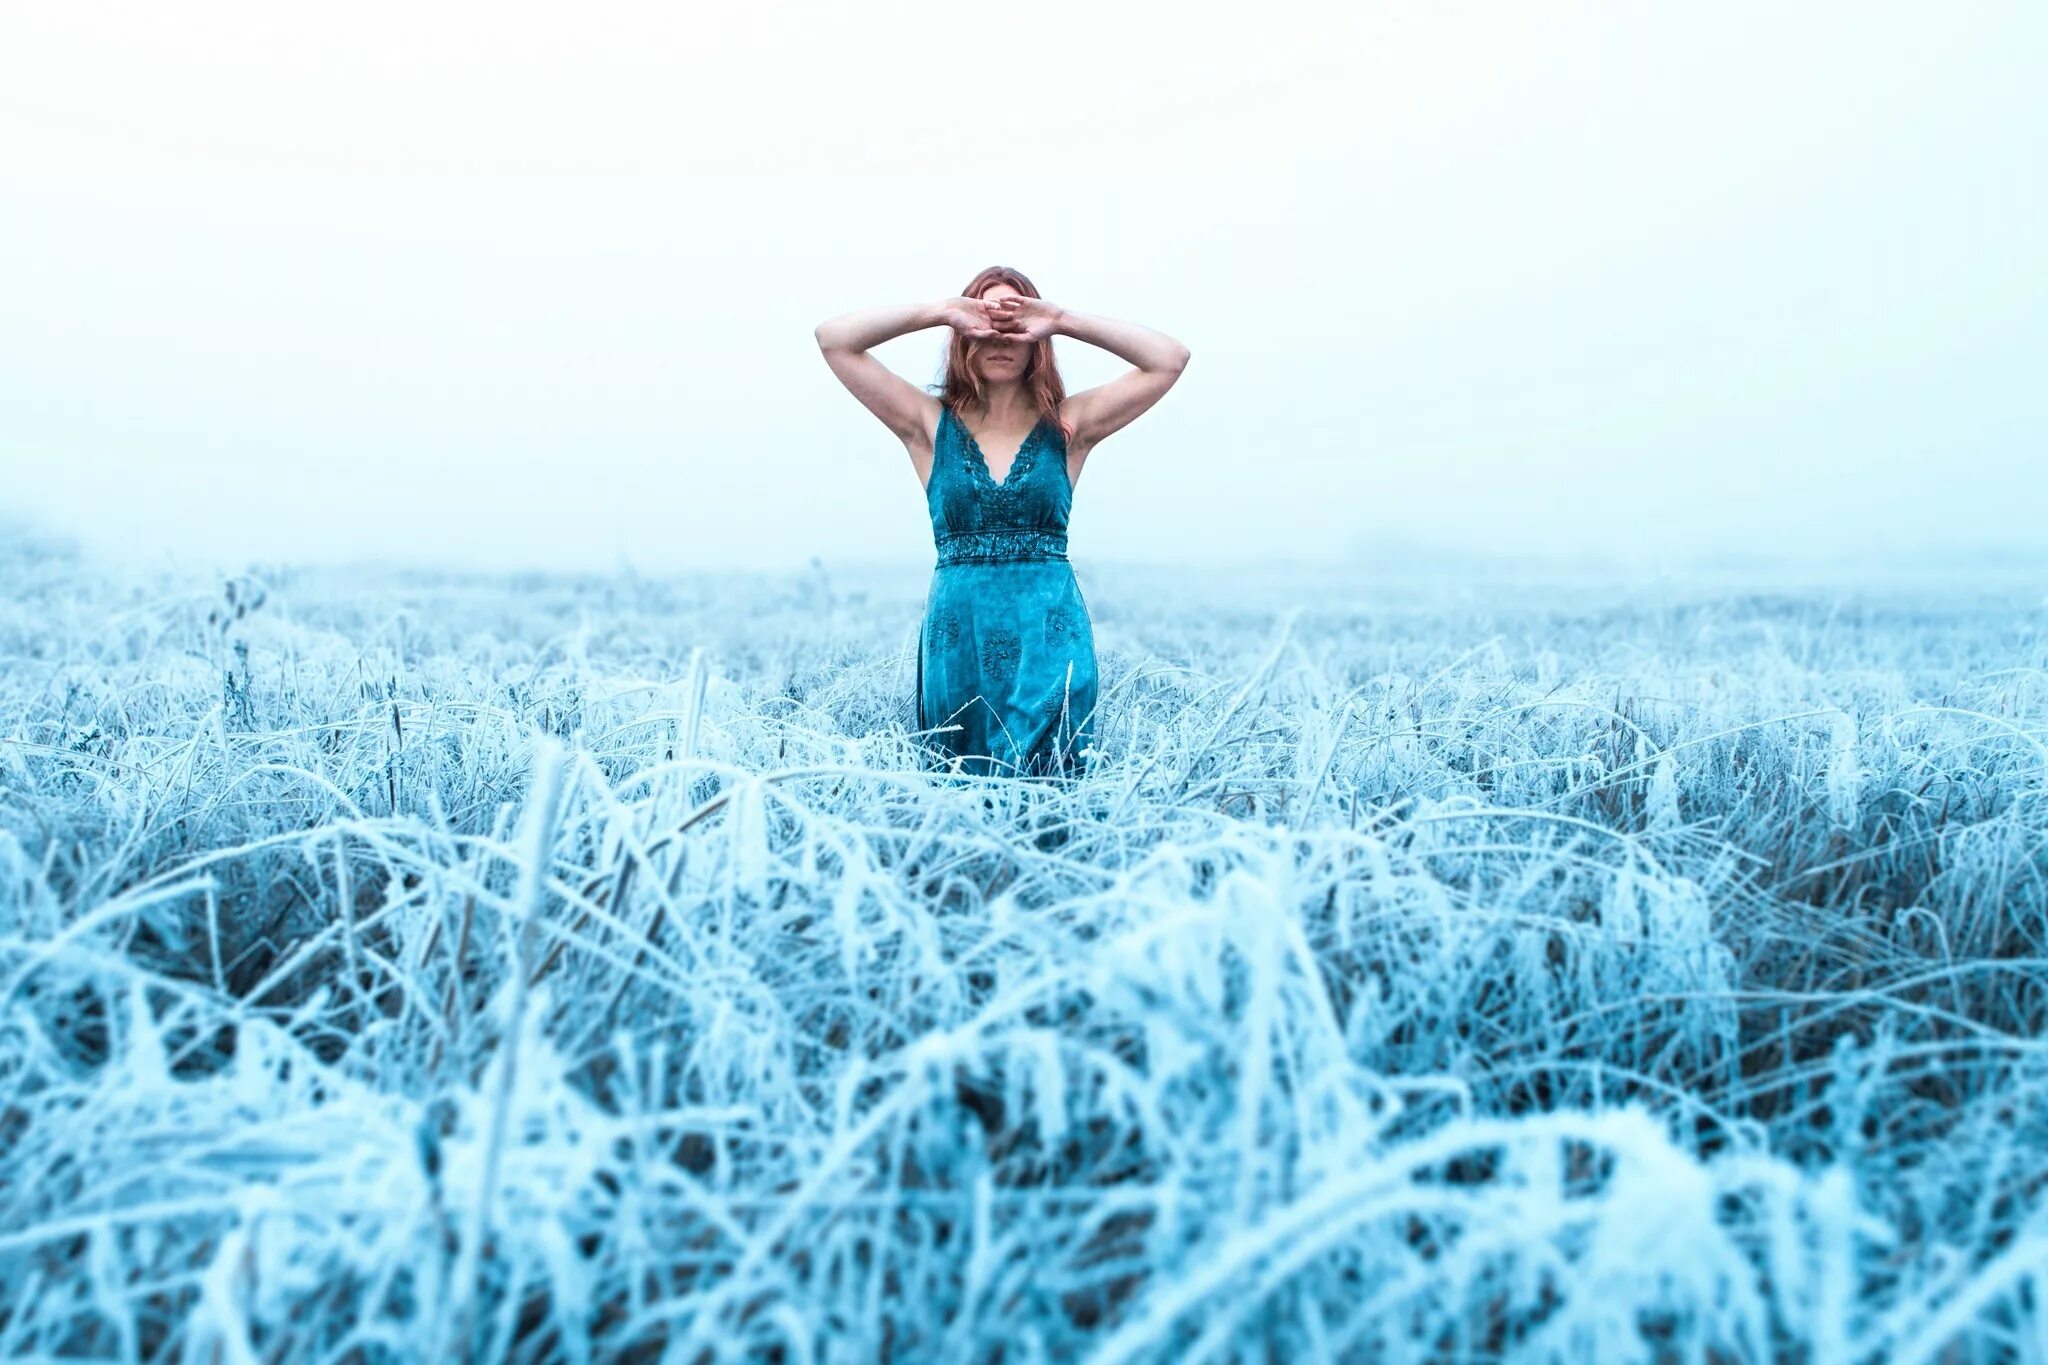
916,402,1099,780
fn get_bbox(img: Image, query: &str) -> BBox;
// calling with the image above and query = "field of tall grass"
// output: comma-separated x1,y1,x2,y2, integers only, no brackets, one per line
2,530,2044,1362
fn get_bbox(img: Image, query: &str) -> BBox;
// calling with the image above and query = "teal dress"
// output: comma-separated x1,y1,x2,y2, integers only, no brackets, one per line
917,402,1099,780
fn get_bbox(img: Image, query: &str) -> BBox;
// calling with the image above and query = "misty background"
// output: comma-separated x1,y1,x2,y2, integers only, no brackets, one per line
2,2,2042,579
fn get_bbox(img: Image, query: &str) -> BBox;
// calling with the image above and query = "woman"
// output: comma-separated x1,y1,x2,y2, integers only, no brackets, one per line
816,266,1189,780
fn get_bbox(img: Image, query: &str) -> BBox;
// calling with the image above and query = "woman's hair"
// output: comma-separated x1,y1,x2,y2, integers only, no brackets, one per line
932,265,1073,449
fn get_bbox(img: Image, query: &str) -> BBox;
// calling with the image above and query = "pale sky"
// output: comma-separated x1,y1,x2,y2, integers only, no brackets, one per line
2,2,2042,576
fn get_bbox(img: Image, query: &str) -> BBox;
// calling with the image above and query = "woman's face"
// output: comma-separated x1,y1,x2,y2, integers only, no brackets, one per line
970,284,1033,383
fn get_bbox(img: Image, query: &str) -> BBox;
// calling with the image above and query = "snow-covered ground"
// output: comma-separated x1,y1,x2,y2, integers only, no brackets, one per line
3,536,2043,1362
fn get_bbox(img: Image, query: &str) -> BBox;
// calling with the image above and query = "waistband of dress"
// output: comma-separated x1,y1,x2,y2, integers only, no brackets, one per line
934,528,1070,565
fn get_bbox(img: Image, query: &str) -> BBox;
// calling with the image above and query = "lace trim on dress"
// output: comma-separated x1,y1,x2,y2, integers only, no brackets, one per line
935,528,1070,565
948,406,1048,490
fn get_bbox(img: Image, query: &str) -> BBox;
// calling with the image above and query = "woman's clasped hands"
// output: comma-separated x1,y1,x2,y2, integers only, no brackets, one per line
942,293,1063,343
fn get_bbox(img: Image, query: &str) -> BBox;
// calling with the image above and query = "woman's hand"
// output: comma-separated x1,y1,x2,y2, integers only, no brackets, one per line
985,295,1064,343
937,295,1020,341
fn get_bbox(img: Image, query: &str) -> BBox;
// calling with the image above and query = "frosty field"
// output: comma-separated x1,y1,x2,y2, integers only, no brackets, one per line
2,534,2044,1363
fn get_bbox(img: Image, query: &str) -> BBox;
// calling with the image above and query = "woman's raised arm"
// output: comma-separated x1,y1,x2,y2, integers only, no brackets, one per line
985,296,1191,454
815,297,1003,446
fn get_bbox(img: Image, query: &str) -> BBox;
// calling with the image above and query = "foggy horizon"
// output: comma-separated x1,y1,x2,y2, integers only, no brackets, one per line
4,4,2043,579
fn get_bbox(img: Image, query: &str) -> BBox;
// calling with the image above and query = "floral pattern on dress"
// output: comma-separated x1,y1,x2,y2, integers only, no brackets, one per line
979,628,1022,682
932,608,962,649
1044,603,1082,641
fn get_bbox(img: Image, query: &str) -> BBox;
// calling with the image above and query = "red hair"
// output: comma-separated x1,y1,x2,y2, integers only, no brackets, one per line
934,265,1073,449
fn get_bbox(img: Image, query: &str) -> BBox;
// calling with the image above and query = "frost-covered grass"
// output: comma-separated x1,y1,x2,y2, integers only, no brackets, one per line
2,533,2045,1363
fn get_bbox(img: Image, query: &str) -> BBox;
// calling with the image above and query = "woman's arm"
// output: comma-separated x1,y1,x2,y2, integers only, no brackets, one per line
996,298,1191,452
816,298,995,446
816,298,954,353
1055,307,1191,376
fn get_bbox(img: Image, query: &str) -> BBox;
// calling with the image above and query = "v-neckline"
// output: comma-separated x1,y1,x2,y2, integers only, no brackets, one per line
951,406,1043,489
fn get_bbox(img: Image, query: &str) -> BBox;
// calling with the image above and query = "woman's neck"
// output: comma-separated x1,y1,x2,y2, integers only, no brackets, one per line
970,384,1035,427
